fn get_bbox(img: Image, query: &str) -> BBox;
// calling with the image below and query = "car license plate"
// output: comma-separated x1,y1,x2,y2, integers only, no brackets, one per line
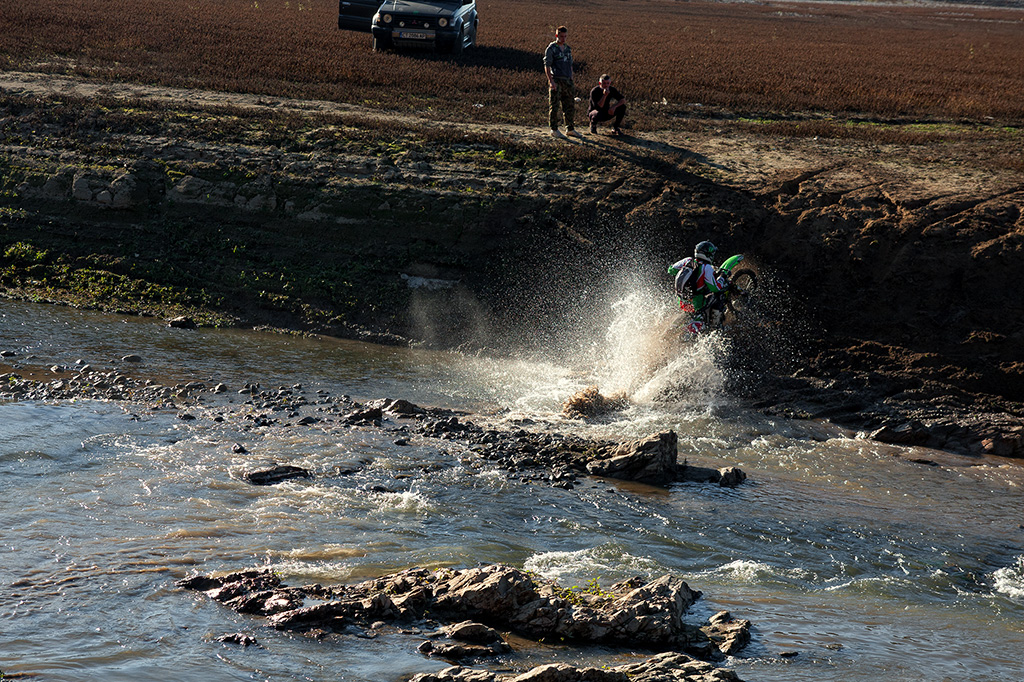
397,31,431,40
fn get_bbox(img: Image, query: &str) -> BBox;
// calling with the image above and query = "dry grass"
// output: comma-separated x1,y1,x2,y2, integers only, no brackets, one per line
1,0,1023,127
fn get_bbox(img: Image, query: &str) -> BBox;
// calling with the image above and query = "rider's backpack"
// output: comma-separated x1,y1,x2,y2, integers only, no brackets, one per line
673,258,699,297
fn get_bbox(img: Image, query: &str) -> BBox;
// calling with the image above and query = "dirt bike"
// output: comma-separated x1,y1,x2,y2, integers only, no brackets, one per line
677,254,758,335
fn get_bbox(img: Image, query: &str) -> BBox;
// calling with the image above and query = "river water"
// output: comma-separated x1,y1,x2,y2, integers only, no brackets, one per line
1,298,1022,682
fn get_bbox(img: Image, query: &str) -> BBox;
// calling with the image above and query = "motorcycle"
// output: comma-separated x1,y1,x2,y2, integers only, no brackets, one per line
676,254,758,335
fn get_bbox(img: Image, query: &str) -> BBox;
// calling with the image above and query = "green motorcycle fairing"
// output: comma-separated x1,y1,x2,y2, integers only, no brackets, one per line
719,254,744,273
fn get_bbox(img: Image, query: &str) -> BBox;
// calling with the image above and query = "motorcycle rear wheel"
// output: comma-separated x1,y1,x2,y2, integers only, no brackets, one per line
727,269,758,313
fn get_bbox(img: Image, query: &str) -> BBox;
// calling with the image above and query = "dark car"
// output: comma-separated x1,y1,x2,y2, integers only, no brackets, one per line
340,0,477,54
338,0,381,31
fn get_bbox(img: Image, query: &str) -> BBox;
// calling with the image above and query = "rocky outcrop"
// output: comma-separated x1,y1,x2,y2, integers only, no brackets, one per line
700,612,751,657
414,419,746,490
177,564,747,665
409,652,742,682
586,431,679,484
419,621,512,660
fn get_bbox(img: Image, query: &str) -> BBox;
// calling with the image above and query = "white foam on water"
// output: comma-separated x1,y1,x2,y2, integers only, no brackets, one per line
696,559,816,585
376,488,435,514
266,558,359,584
276,544,369,562
992,557,1024,601
523,545,661,585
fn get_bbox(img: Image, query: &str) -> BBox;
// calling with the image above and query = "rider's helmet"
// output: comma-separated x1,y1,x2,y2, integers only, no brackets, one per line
694,240,718,264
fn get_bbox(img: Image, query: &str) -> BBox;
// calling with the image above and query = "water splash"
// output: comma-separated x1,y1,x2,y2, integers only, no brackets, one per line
524,544,661,585
992,556,1024,601
593,287,728,409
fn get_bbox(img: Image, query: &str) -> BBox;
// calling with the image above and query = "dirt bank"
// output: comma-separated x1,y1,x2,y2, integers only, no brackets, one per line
1,70,1022,457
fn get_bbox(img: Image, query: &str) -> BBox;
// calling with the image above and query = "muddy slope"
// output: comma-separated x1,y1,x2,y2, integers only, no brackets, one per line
1,72,1022,456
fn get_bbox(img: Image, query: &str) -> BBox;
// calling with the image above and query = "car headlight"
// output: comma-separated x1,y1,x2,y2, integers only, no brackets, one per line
438,17,448,27
383,13,392,23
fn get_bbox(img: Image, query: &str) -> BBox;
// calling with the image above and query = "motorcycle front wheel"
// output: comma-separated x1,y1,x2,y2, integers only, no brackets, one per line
726,269,758,313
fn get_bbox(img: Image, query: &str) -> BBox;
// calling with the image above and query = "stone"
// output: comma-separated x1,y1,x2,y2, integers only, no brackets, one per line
717,467,746,488
510,664,627,682
368,397,425,415
701,611,751,656
444,621,503,644
345,407,383,423
242,464,311,485
870,421,929,446
611,652,741,681
409,667,497,682
586,431,679,484
72,176,93,201
215,632,258,646
168,316,198,329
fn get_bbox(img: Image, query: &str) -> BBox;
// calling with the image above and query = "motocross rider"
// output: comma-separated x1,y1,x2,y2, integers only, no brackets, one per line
667,240,726,334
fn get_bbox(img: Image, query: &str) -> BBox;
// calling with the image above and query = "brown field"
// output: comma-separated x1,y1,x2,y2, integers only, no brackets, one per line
1,0,1023,127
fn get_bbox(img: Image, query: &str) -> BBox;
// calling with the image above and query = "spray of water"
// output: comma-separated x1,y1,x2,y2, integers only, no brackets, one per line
588,278,730,410
440,271,739,418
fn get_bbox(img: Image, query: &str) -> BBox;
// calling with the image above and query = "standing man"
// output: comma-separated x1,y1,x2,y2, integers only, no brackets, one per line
588,74,627,136
544,26,581,139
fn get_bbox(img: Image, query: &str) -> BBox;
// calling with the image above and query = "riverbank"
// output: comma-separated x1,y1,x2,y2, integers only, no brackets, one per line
2,70,1022,458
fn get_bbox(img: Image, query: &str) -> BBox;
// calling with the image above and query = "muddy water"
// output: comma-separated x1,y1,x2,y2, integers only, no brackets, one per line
1,299,1022,682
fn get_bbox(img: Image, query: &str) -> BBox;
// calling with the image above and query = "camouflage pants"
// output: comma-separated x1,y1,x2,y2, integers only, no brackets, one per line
548,78,575,130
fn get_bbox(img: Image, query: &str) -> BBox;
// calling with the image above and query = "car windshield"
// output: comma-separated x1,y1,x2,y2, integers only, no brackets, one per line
380,0,464,7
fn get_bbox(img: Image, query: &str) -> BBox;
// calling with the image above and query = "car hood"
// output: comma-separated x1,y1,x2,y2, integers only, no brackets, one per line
377,0,460,17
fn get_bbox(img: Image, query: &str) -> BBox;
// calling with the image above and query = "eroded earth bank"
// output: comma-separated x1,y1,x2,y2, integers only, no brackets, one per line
1,70,1023,461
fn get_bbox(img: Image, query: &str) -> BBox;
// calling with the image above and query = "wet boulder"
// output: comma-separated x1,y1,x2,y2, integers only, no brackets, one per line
870,420,930,446
344,406,383,424
444,621,505,644
268,592,401,631
409,666,498,682
368,397,426,415
418,639,509,661
215,633,259,647
586,431,680,484
612,652,742,681
507,664,627,682
678,465,747,488
168,316,198,329
701,611,751,657
242,464,312,485
408,652,742,682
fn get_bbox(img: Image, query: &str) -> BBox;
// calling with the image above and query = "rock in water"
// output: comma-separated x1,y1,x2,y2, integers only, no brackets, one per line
242,464,311,485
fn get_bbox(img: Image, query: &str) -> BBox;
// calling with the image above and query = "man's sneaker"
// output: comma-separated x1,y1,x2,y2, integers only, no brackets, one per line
566,128,583,138
551,129,566,139
611,127,622,136
590,122,598,134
